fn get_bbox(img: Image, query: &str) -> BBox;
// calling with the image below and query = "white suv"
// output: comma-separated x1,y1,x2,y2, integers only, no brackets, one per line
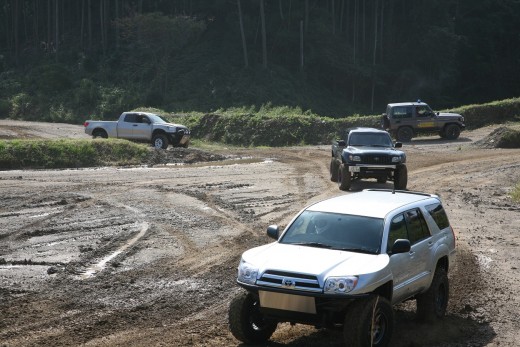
229,189,456,347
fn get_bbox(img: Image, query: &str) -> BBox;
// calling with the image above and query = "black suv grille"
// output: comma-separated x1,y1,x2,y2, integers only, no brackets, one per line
257,270,321,292
362,154,392,165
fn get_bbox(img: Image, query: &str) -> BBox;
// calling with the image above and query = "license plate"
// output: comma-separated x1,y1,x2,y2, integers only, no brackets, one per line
259,291,316,314
349,166,360,172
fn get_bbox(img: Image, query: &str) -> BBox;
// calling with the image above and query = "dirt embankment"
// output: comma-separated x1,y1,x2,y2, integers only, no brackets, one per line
0,121,519,347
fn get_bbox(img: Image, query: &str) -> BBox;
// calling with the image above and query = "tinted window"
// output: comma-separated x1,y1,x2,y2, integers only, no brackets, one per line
426,203,450,230
387,214,408,252
391,106,413,119
349,133,393,147
123,113,137,123
404,209,430,244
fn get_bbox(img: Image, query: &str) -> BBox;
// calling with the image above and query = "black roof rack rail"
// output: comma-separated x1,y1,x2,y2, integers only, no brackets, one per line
362,189,435,198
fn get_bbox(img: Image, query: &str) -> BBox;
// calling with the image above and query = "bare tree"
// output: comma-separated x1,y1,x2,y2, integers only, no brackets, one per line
237,0,249,68
371,0,379,111
260,0,267,69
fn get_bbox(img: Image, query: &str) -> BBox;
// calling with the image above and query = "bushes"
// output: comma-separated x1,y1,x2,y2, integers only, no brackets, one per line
447,97,520,129
0,139,149,170
184,111,380,147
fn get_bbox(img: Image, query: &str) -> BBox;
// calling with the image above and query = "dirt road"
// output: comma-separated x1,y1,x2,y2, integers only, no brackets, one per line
0,121,519,346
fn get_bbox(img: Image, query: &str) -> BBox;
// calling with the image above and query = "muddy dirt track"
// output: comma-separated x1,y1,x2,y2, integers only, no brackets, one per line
0,120,519,347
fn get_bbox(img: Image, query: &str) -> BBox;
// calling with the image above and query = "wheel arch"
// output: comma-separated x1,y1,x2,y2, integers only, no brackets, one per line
372,280,393,302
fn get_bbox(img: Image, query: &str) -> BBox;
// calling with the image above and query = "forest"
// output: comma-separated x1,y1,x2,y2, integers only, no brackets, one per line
1,0,519,122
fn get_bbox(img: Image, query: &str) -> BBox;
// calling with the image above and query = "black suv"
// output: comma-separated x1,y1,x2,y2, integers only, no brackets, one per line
330,128,407,191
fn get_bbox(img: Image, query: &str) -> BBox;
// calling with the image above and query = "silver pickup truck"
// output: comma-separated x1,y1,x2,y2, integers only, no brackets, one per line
84,111,190,149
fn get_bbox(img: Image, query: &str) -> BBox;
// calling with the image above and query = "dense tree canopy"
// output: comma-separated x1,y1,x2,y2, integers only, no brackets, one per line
0,0,519,121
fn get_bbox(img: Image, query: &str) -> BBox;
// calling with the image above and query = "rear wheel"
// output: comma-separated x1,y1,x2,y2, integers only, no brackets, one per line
444,124,461,140
330,158,340,182
152,133,169,149
229,291,277,344
396,127,413,142
338,163,351,191
416,267,449,322
92,129,108,139
343,295,394,347
394,164,408,190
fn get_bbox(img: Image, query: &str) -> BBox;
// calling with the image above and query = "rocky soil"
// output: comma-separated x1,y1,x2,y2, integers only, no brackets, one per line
0,120,519,346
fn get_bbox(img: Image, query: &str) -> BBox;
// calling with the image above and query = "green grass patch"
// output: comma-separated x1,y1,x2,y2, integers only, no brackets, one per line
0,139,149,170
511,182,520,202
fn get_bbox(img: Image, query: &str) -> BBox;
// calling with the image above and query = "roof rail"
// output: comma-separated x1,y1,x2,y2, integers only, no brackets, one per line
362,189,435,198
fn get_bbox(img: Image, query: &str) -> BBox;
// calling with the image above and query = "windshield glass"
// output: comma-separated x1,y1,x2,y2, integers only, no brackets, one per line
279,211,383,254
348,133,393,147
147,114,167,124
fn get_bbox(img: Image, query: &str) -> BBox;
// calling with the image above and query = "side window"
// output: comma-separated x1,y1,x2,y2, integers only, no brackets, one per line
387,214,408,252
404,209,430,244
416,106,429,117
391,106,413,119
425,203,450,230
124,114,137,123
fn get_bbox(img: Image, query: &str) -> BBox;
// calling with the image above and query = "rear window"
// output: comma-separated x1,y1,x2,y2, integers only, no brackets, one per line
425,203,450,230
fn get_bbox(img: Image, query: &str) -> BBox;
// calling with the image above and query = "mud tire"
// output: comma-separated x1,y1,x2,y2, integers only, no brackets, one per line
338,163,351,191
92,129,108,139
416,267,449,322
152,133,169,149
330,158,340,182
396,127,413,142
394,164,408,190
445,124,461,140
228,291,277,344
343,295,394,347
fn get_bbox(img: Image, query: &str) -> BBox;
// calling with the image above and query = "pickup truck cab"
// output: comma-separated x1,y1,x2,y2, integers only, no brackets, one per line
84,112,190,149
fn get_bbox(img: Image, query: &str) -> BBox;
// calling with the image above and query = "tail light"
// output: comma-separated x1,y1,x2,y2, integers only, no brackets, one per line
83,121,89,127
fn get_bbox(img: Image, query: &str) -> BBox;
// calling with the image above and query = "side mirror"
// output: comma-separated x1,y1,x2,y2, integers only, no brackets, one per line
267,225,280,240
391,239,411,254
394,142,402,148
337,140,346,147
436,111,440,116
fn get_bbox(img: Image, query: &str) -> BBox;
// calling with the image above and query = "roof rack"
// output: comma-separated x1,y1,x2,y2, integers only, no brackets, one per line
362,189,435,198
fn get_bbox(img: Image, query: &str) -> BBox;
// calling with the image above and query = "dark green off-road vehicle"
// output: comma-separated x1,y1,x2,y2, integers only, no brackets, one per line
381,101,465,142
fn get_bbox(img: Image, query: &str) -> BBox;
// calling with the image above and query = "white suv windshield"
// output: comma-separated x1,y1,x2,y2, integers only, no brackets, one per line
279,211,384,254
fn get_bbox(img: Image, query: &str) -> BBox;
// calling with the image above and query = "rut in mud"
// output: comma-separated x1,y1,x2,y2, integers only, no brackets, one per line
0,122,519,346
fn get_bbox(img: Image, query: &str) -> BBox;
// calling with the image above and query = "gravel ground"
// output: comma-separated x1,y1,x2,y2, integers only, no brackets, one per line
0,120,519,346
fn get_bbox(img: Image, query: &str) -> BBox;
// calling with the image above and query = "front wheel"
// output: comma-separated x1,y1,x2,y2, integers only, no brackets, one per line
330,158,340,182
343,295,394,347
152,133,169,149
394,164,408,190
416,267,449,322
228,291,277,344
338,163,351,191
444,124,461,140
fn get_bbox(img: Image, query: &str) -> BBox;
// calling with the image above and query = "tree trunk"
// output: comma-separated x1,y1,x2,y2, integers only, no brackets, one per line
371,0,379,111
260,0,267,69
300,20,304,70
55,0,59,60
237,0,249,68
88,0,92,51
332,0,336,35
14,0,20,65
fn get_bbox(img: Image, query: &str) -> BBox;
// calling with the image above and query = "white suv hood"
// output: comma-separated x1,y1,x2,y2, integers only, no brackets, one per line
244,242,389,278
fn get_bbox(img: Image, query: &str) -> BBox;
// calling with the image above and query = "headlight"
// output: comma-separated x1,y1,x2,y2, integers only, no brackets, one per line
349,155,361,162
391,156,401,163
324,276,358,294
237,259,258,285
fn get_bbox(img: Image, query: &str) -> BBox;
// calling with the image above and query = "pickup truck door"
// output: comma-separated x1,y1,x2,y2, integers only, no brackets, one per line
118,113,137,139
133,115,152,140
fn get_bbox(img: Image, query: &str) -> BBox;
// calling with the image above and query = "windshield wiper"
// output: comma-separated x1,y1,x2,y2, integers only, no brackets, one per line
336,247,377,254
290,242,333,249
